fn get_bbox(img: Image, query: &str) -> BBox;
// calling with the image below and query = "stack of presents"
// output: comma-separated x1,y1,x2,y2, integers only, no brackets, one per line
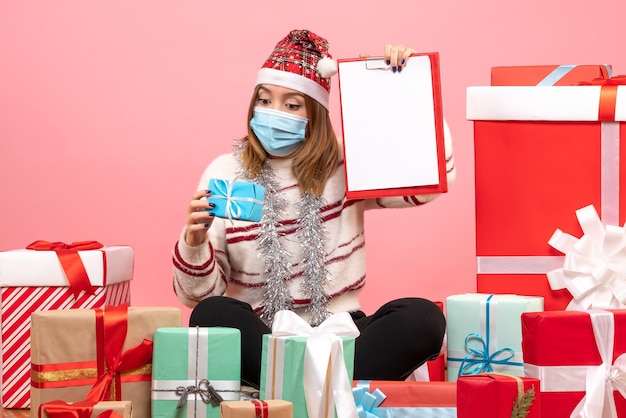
2,62,626,417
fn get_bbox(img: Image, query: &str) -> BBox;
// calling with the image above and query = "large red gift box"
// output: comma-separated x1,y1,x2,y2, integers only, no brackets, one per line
0,242,133,409
491,64,611,86
457,373,541,418
467,78,626,310
522,310,626,417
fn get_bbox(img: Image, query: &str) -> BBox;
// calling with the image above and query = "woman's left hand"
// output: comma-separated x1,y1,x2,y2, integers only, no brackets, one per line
359,44,416,73
384,44,416,73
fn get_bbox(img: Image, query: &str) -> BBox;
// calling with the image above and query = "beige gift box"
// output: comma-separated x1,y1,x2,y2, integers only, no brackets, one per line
38,400,133,418
220,400,292,418
30,306,182,418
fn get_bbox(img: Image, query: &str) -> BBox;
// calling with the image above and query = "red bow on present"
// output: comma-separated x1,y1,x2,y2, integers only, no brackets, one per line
577,75,626,121
39,400,123,418
84,304,153,404
26,240,104,299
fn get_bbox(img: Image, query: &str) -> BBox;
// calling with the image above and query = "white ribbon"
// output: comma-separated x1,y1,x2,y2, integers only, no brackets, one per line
569,311,626,418
271,310,360,418
547,205,626,310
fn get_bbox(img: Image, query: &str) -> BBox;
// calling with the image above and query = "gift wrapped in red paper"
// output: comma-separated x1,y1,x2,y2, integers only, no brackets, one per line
0,241,133,409
457,373,540,418
522,310,626,417
467,73,626,310
491,64,611,86
354,380,456,417
30,304,182,418
38,400,132,418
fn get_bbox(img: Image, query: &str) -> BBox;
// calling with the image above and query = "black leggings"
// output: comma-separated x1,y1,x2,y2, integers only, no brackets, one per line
189,296,446,388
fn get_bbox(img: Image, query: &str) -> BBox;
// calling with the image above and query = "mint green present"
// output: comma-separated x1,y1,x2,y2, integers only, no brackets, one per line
260,310,358,418
151,327,241,418
446,293,543,382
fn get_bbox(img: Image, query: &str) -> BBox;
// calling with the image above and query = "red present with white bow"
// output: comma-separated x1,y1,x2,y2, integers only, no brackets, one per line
467,76,626,310
0,241,133,408
522,309,626,417
259,310,359,418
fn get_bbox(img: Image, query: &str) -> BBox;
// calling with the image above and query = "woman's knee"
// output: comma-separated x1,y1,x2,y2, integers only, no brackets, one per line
189,296,253,326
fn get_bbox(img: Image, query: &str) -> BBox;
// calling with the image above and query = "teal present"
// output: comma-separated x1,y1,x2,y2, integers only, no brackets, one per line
151,326,241,418
260,311,359,418
207,179,265,222
446,293,543,382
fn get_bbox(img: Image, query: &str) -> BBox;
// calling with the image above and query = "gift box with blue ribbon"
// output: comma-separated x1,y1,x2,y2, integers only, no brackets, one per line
207,179,265,222
151,326,241,418
446,293,543,382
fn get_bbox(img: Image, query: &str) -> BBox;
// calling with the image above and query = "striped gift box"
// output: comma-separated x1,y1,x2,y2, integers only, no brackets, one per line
0,245,133,409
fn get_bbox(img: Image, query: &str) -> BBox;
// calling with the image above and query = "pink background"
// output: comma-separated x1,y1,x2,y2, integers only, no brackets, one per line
1,1,625,322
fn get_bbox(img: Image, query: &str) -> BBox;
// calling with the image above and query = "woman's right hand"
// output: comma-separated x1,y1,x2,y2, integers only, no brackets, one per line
185,189,215,246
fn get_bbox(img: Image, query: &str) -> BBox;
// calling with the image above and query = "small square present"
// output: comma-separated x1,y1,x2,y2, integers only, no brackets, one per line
522,309,626,417
220,400,292,418
151,326,241,418
260,311,358,418
30,305,182,418
38,400,132,418
490,64,611,86
457,373,540,418
467,75,626,310
207,179,265,222
0,241,133,409
353,380,457,417
446,293,543,381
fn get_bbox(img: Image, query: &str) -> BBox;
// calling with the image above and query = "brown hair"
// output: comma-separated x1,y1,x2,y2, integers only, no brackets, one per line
240,85,341,196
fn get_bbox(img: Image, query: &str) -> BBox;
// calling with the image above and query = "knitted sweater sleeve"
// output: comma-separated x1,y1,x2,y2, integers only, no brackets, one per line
365,118,457,209
171,156,233,308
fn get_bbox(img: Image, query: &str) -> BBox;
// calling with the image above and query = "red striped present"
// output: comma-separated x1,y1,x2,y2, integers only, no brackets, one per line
0,243,133,409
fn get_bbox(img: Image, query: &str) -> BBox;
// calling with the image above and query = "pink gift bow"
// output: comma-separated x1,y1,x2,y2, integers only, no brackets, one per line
271,310,360,418
547,205,626,310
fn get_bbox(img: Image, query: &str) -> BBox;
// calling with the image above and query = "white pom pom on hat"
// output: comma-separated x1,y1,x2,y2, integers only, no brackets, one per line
317,56,338,78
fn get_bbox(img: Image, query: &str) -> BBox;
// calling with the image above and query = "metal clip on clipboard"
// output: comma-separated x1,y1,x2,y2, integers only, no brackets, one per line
364,57,390,70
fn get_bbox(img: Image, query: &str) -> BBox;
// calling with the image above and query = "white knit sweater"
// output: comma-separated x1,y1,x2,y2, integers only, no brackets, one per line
173,128,455,323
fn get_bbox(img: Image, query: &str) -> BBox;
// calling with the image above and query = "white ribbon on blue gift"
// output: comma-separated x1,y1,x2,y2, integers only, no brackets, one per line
208,179,264,221
448,295,524,377
151,326,240,417
525,311,626,418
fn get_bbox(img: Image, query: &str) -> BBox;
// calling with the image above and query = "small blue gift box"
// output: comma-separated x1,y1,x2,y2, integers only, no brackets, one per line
207,179,265,222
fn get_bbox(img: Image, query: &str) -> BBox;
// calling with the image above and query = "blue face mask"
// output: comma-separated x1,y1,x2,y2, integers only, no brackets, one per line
249,107,308,157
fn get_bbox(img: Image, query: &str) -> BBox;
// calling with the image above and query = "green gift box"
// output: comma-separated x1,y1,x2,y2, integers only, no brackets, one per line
446,293,543,382
151,326,241,418
260,311,358,418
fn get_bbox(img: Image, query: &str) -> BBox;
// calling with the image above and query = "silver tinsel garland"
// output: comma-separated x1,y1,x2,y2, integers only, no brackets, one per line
236,146,330,326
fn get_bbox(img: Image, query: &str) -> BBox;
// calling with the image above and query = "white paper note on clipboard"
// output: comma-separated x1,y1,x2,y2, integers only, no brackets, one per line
337,53,447,199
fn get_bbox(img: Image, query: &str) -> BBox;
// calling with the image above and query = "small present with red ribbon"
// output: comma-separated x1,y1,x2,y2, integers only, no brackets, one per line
39,400,132,418
220,400,293,418
29,304,182,418
467,69,626,311
0,242,134,409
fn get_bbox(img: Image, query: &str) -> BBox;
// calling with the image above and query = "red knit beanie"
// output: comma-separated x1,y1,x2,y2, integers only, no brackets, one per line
255,29,337,110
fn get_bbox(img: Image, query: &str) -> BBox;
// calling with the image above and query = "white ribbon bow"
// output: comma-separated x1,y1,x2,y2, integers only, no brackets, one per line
272,310,360,418
547,205,626,310
570,311,626,418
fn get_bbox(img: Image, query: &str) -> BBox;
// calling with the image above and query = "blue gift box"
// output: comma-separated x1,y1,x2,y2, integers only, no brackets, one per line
207,179,265,222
